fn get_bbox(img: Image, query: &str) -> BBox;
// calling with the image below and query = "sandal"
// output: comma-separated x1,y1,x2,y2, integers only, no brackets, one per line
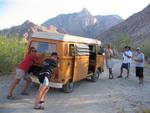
34,105,45,110
39,101,45,104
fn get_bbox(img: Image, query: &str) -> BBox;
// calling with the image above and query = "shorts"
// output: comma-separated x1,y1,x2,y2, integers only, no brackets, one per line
136,67,144,78
38,74,49,86
106,59,113,69
15,68,30,80
121,63,130,70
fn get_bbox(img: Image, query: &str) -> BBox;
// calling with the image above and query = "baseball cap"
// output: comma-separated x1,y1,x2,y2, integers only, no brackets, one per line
136,47,140,50
51,52,58,56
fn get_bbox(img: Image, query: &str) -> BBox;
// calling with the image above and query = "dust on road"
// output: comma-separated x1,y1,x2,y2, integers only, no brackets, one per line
0,59,150,113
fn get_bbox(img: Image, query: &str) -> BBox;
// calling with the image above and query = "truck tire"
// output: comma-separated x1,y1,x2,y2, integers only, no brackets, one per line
91,69,100,82
63,80,74,93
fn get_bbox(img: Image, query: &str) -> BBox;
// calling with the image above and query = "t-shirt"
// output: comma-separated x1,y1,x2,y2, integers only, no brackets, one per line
39,59,57,77
17,54,38,72
135,52,144,67
122,50,132,63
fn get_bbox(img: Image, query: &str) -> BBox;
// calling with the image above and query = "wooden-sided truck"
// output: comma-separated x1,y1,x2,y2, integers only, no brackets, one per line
26,32,104,93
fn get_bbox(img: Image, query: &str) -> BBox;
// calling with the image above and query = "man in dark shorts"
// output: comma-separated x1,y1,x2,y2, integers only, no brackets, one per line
134,47,144,85
118,46,132,79
34,52,58,110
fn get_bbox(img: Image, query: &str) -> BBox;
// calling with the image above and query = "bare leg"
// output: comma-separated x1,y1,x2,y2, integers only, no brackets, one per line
22,77,32,93
139,77,144,85
34,84,47,107
109,68,113,79
127,69,130,77
40,86,49,102
120,68,123,76
8,79,20,96
118,68,123,78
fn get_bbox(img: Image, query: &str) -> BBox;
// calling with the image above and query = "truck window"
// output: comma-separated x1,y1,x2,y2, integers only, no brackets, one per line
98,47,104,55
30,42,56,53
69,44,75,56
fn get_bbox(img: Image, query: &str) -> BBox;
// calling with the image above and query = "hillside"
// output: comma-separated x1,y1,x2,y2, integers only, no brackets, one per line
42,8,123,38
0,20,58,37
97,4,150,46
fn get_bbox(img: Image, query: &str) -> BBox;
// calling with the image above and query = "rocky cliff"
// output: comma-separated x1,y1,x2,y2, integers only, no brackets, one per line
42,8,123,38
0,20,58,37
97,4,150,46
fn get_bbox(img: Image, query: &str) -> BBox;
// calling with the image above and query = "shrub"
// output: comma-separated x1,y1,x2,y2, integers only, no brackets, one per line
0,36,25,74
142,38,150,60
113,34,132,52
137,108,150,113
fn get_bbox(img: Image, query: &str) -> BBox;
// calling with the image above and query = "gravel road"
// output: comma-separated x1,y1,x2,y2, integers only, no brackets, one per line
0,59,150,113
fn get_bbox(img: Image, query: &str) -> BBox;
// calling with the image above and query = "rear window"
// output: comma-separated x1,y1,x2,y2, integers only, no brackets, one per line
30,41,56,53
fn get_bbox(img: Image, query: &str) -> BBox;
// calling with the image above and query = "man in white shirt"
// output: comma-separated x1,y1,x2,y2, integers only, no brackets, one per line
118,46,132,78
134,47,144,85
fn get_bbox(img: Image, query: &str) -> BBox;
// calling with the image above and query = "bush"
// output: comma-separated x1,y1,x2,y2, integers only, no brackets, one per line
112,34,132,52
0,36,25,74
142,38,150,61
137,108,150,113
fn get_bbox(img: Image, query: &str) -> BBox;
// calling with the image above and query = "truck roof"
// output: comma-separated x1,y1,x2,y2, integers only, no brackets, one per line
31,32,101,45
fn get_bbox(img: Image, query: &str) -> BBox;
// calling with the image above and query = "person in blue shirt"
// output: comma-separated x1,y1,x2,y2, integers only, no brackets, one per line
134,47,145,85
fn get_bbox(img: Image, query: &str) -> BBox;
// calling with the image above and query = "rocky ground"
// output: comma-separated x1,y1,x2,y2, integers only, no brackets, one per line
0,59,150,113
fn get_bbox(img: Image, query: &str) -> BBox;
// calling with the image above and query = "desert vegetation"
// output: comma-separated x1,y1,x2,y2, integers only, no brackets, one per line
112,34,132,52
112,35,150,63
142,38,150,63
0,35,25,74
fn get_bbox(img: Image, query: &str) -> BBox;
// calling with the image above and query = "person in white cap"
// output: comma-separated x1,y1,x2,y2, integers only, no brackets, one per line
134,47,145,85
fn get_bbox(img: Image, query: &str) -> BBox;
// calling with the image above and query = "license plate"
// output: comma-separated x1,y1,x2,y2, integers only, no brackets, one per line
49,82,63,88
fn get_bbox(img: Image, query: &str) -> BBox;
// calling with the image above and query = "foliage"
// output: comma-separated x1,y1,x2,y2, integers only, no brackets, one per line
112,34,132,52
142,38,150,59
137,108,150,113
0,36,25,74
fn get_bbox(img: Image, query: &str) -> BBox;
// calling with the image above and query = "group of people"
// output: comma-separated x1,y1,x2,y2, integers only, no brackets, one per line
104,44,145,85
6,45,145,110
7,47,58,110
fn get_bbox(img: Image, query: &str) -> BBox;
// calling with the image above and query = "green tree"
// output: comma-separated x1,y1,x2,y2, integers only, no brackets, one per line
113,34,132,52
0,36,25,74
142,38,150,59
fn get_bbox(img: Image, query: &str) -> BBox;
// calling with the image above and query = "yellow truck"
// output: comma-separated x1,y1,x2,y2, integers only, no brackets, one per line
26,32,104,93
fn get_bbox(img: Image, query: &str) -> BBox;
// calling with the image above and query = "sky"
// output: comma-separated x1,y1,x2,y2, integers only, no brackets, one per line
0,0,150,30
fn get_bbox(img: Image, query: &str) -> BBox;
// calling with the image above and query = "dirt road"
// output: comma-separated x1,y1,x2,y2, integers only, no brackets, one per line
0,59,150,113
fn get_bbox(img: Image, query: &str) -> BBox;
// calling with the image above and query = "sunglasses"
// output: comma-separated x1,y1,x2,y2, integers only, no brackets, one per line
31,49,37,52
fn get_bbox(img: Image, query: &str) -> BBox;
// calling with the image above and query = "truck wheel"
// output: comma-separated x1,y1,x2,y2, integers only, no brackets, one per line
63,80,74,93
91,69,100,82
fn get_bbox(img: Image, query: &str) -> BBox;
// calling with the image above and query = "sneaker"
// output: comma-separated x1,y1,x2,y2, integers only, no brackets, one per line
34,105,45,110
109,74,114,79
7,96,17,100
109,76,114,79
117,75,122,78
21,91,29,95
125,76,129,80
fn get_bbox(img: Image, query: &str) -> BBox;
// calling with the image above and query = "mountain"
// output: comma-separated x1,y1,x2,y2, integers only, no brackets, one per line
42,8,123,38
0,20,58,37
0,9,123,38
97,4,150,46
